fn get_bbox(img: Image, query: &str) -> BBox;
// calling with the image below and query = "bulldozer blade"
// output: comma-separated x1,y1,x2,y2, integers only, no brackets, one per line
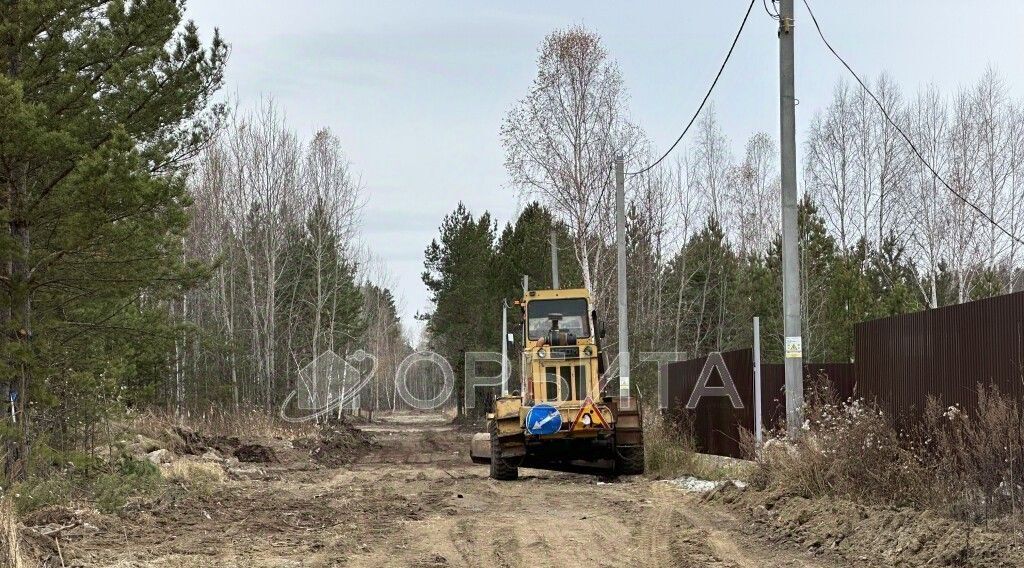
470,432,491,464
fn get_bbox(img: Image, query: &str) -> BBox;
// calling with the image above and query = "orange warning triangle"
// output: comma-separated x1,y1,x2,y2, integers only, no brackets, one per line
571,397,609,430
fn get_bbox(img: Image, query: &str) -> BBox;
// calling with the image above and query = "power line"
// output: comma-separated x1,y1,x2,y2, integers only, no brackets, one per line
628,0,757,176
763,0,780,20
801,0,1024,246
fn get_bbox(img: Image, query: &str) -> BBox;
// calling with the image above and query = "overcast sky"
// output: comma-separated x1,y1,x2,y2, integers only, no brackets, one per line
184,1,1024,339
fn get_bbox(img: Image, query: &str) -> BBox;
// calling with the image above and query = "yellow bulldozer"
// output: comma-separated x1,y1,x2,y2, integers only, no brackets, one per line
470,286,644,479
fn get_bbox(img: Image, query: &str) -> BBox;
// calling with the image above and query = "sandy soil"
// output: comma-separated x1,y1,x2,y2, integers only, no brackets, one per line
54,414,844,567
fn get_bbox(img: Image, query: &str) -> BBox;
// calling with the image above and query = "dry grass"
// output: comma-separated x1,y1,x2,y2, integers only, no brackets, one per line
0,498,28,568
644,408,755,481
644,408,747,480
753,397,929,506
643,408,698,479
162,460,226,498
163,460,225,485
919,385,1024,522
127,406,319,444
752,382,1024,525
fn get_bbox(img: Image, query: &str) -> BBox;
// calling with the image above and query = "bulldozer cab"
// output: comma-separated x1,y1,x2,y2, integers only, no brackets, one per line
520,289,601,406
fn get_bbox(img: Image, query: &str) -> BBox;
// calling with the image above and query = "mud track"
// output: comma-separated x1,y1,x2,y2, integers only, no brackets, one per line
72,413,837,567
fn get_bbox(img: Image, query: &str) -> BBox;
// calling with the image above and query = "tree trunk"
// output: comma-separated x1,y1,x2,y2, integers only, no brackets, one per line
10,165,31,475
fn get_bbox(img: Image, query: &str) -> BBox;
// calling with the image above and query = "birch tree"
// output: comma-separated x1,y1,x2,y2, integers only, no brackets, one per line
973,69,1019,288
946,88,984,302
730,132,779,257
501,25,641,306
905,85,951,308
690,104,733,225
806,81,857,251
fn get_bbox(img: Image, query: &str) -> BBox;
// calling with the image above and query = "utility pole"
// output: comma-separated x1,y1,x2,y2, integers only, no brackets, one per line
614,156,631,406
753,316,763,446
550,229,560,289
779,0,804,437
501,300,509,396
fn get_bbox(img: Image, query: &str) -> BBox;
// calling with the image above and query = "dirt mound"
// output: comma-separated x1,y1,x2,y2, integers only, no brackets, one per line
166,426,281,463
710,484,1024,567
22,506,77,528
295,418,375,467
168,426,240,456
233,443,277,463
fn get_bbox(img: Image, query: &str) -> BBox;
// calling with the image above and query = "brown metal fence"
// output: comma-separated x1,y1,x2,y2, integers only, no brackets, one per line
666,292,1024,458
665,349,854,459
854,290,1024,426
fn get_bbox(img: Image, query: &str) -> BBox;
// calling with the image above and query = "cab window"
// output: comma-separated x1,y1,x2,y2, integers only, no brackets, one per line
527,298,590,339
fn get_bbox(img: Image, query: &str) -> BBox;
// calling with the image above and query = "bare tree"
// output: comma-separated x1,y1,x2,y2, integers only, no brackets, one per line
690,103,733,225
666,156,706,353
851,78,879,250
806,81,857,251
229,102,303,408
871,74,911,248
905,85,951,308
973,68,1019,288
501,25,641,305
730,132,779,256
302,128,363,368
180,100,376,413
1006,99,1024,289
946,87,984,303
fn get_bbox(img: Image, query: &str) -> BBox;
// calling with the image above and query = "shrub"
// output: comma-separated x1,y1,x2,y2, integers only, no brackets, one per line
10,476,74,516
918,385,1024,522
753,390,929,507
92,454,162,514
10,447,164,516
752,382,1024,525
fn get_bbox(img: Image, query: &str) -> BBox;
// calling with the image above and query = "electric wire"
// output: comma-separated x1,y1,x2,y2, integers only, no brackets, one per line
802,0,1023,246
627,0,757,176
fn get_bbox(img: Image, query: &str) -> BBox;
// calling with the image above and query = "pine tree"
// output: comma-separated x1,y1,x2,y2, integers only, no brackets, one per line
422,203,499,416
663,218,739,359
281,198,365,380
734,247,783,362
493,202,578,299
0,0,226,467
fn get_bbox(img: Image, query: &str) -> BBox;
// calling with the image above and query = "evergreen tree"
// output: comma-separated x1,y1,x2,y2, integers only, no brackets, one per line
663,218,739,359
422,203,499,416
868,233,922,317
0,0,226,465
281,198,365,372
733,246,783,362
493,202,579,299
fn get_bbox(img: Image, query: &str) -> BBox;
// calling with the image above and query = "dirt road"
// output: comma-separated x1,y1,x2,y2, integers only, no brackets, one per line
68,413,835,567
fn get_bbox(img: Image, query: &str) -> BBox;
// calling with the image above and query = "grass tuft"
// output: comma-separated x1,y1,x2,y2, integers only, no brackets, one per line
0,499,27,568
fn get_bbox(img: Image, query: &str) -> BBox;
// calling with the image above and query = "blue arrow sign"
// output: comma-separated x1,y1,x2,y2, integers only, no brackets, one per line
526,404,562,435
